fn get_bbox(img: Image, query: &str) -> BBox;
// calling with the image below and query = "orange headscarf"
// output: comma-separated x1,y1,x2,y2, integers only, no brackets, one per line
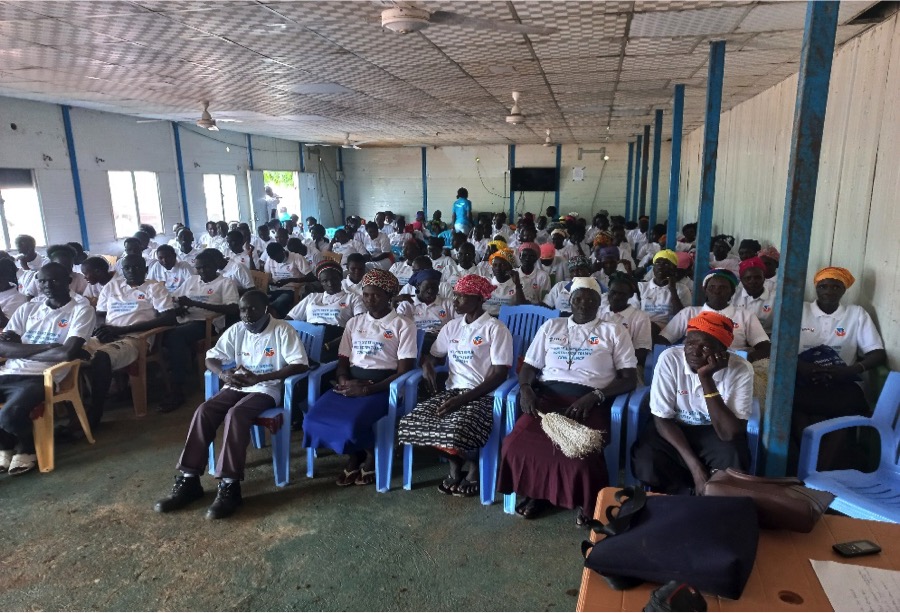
687,312,735,348
814,266,854,289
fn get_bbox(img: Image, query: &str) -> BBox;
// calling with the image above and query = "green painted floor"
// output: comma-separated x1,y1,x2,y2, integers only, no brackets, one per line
0,383,591,611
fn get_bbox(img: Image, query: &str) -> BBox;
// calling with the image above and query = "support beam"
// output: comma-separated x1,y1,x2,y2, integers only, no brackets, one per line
60,106,90,249
667,85,685,250
639,124,650,218
625,142,635,222
632,134,642,223
421,146,428,218
508,144,516,220
172,123,190,229
337,148,345,223
762,0,839,477
650,109,663,227
554,144,562,212
246,134,254,170
693,40,726,302
298,142,305,173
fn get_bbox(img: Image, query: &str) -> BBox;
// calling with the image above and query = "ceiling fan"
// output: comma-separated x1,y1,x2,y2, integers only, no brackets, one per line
380,2,558,35
543,129,553,147
506,91,529,125
135,101,242,130
341,133,372,149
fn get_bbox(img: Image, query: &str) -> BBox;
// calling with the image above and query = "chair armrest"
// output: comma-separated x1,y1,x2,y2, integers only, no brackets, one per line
129,325,175,342
626,385,651,436
282,371,310,412
308,360,339,407
389,369,419,410
610,391,628,432
42,360,80,392
204,370,220,400
797,414,875,480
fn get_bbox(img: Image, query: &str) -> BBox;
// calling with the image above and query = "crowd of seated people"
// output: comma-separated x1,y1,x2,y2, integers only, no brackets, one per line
0,195,887,525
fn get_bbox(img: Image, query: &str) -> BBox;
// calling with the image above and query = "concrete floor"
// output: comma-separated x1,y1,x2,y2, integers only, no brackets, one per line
0,382,591,611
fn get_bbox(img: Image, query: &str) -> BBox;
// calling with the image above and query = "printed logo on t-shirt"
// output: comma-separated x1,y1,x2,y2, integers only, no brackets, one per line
438,309,447,318
264,347,275,357
588,336,601,345
339,302,347,308
678,390,689,395
383,330,395,339
507,289,515,296
762,304,772,313
472,336,484,346
732,321,740,328
206,288,214,295
136,293,146,300
57,318,69,328
835,327,846,337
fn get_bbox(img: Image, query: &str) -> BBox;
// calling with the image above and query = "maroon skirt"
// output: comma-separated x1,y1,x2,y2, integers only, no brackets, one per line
497,381,611,511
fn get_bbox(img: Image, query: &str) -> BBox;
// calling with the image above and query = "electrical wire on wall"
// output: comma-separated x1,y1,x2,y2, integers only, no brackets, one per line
316,153,342,225
588,159,608,218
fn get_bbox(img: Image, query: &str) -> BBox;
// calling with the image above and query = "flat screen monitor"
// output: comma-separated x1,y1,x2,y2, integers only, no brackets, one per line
510,167,558,192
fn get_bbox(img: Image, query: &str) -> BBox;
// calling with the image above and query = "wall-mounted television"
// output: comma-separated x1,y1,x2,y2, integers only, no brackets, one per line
510,167,558,192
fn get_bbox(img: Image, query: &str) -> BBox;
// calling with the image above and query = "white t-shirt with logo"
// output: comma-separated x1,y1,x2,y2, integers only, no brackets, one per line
483,277,515,316
264,252,311,281
206,318,309,402
398,282,454,300
543,281,572,313
650,346,753,426
287,291,364,327
341,277,363,296
228,251,256,270
338,311,418,371
23,270,88,298
732,285,776,334
524,316,637,389
331,239,364,265
431,312,513,390
147,260,194,293
430,255,456,277
598,303,653,352
538,256,569,284
445,262,491,287
220,261,253,291
660,304,770,352
798,302,883,367
172,274,240,329
636,280,694,325
515,267,550,303
362,233,392,270
397,296,456,335
0,296,96,378
176,249,201,270
0,286,27,319
97,276,174,328
389,262,415,287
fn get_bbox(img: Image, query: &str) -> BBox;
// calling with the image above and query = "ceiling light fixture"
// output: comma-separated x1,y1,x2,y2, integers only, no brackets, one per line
381,6,430,33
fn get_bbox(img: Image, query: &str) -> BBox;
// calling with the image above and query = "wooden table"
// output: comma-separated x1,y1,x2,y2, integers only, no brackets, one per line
577,487,900,611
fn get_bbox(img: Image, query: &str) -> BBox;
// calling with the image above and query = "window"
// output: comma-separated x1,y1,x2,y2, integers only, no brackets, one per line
108,170,163,239
203,174,240,223
0,168,48,250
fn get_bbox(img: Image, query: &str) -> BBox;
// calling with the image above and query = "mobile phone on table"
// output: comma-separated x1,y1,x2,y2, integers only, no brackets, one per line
833,540,881,557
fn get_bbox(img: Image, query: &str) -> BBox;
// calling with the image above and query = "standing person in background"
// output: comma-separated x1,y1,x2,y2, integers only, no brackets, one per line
264,185,281,220
452,188,472,234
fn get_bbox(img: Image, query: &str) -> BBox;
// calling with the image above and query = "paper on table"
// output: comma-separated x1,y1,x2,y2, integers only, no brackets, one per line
811,559,900,612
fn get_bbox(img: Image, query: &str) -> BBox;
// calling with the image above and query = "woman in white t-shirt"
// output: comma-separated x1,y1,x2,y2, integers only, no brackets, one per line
302,269,418,487
543,256,594,315
483,248,527,317
636,249,692,332
395,268,456,343
498,277,637,523
791,267,886,473
398,274,513,497
286,260,365,362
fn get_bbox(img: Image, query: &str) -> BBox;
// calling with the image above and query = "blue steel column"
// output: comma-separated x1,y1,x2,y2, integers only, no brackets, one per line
650,109,663,227
763,1,840,477
60,105,90,249
298,142,305,172
172,123,191,228
632,134,642,223
692,40,726,302
421,146,428,218
337,148,345,222
639,124,650,218
667,85,685,250
246,134,254,170
554,144,562,212
625,142,634,221
508,144,516,219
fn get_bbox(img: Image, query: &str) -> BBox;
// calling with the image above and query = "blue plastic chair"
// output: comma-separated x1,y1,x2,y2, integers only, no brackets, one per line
304,329,425,493
498,305,559,343
204,321,324,487
798,371,900,523
501,383,630,514
438,230,453,248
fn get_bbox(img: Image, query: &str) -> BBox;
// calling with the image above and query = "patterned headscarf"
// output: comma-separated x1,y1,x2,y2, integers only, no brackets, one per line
653,249,678,266
757,246,780,261
814,266,855,289
703,268,739,289
487,239,507,252
567,255,591,272
687,312,735,348
454,274,496,300
540,243,556,259
517,242,541,255
738,257,766,277
408,268,442,287
489,247,517,267
593,230,615,248
362,269,400,296
315,259,343,278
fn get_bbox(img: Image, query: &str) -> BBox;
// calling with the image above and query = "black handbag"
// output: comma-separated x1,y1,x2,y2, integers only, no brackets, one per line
582,488,759,600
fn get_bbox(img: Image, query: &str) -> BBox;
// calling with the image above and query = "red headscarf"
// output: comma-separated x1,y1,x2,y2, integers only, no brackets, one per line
454,275,495,300
738,257,766,277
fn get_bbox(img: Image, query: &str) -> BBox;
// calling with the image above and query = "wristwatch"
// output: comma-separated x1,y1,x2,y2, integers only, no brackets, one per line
592,389,606,404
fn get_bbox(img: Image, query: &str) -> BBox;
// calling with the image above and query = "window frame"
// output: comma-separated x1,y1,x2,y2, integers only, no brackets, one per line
203,173,241,223
107,170,164,239
0,168,49,249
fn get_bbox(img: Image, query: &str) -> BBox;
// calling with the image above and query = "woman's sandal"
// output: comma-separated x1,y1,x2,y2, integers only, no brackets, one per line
354,468,376,486
452,478,479,498
335,468,360,487
438,475,461,495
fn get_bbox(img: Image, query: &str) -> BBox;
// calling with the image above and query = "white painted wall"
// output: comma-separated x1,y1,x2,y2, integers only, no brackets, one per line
676,14,900,369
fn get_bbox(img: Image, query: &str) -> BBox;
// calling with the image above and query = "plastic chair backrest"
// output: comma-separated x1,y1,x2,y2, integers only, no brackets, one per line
249,269,271,293
644,344,668,383
870,371,900,471
438,230,453,247
287,320,326,364
498,305,559,361
324,227,340,239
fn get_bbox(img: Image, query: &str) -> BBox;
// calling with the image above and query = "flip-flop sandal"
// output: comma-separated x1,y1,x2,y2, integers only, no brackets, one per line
438,475,461,495
354,468,376,486
452,478,479,498
335,469,360,487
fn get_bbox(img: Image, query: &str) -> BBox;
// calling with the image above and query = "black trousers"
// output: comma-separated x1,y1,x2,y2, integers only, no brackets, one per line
0,374,47,454
162,321,209,388
631,419,750,495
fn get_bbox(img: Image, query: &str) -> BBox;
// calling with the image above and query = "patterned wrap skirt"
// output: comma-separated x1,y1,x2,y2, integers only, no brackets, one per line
497,380,612,511
301,367,395,454
397,389,495,452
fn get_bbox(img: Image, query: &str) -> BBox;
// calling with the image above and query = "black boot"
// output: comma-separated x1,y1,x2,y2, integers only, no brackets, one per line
153,475,204,513
206,480,243,520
